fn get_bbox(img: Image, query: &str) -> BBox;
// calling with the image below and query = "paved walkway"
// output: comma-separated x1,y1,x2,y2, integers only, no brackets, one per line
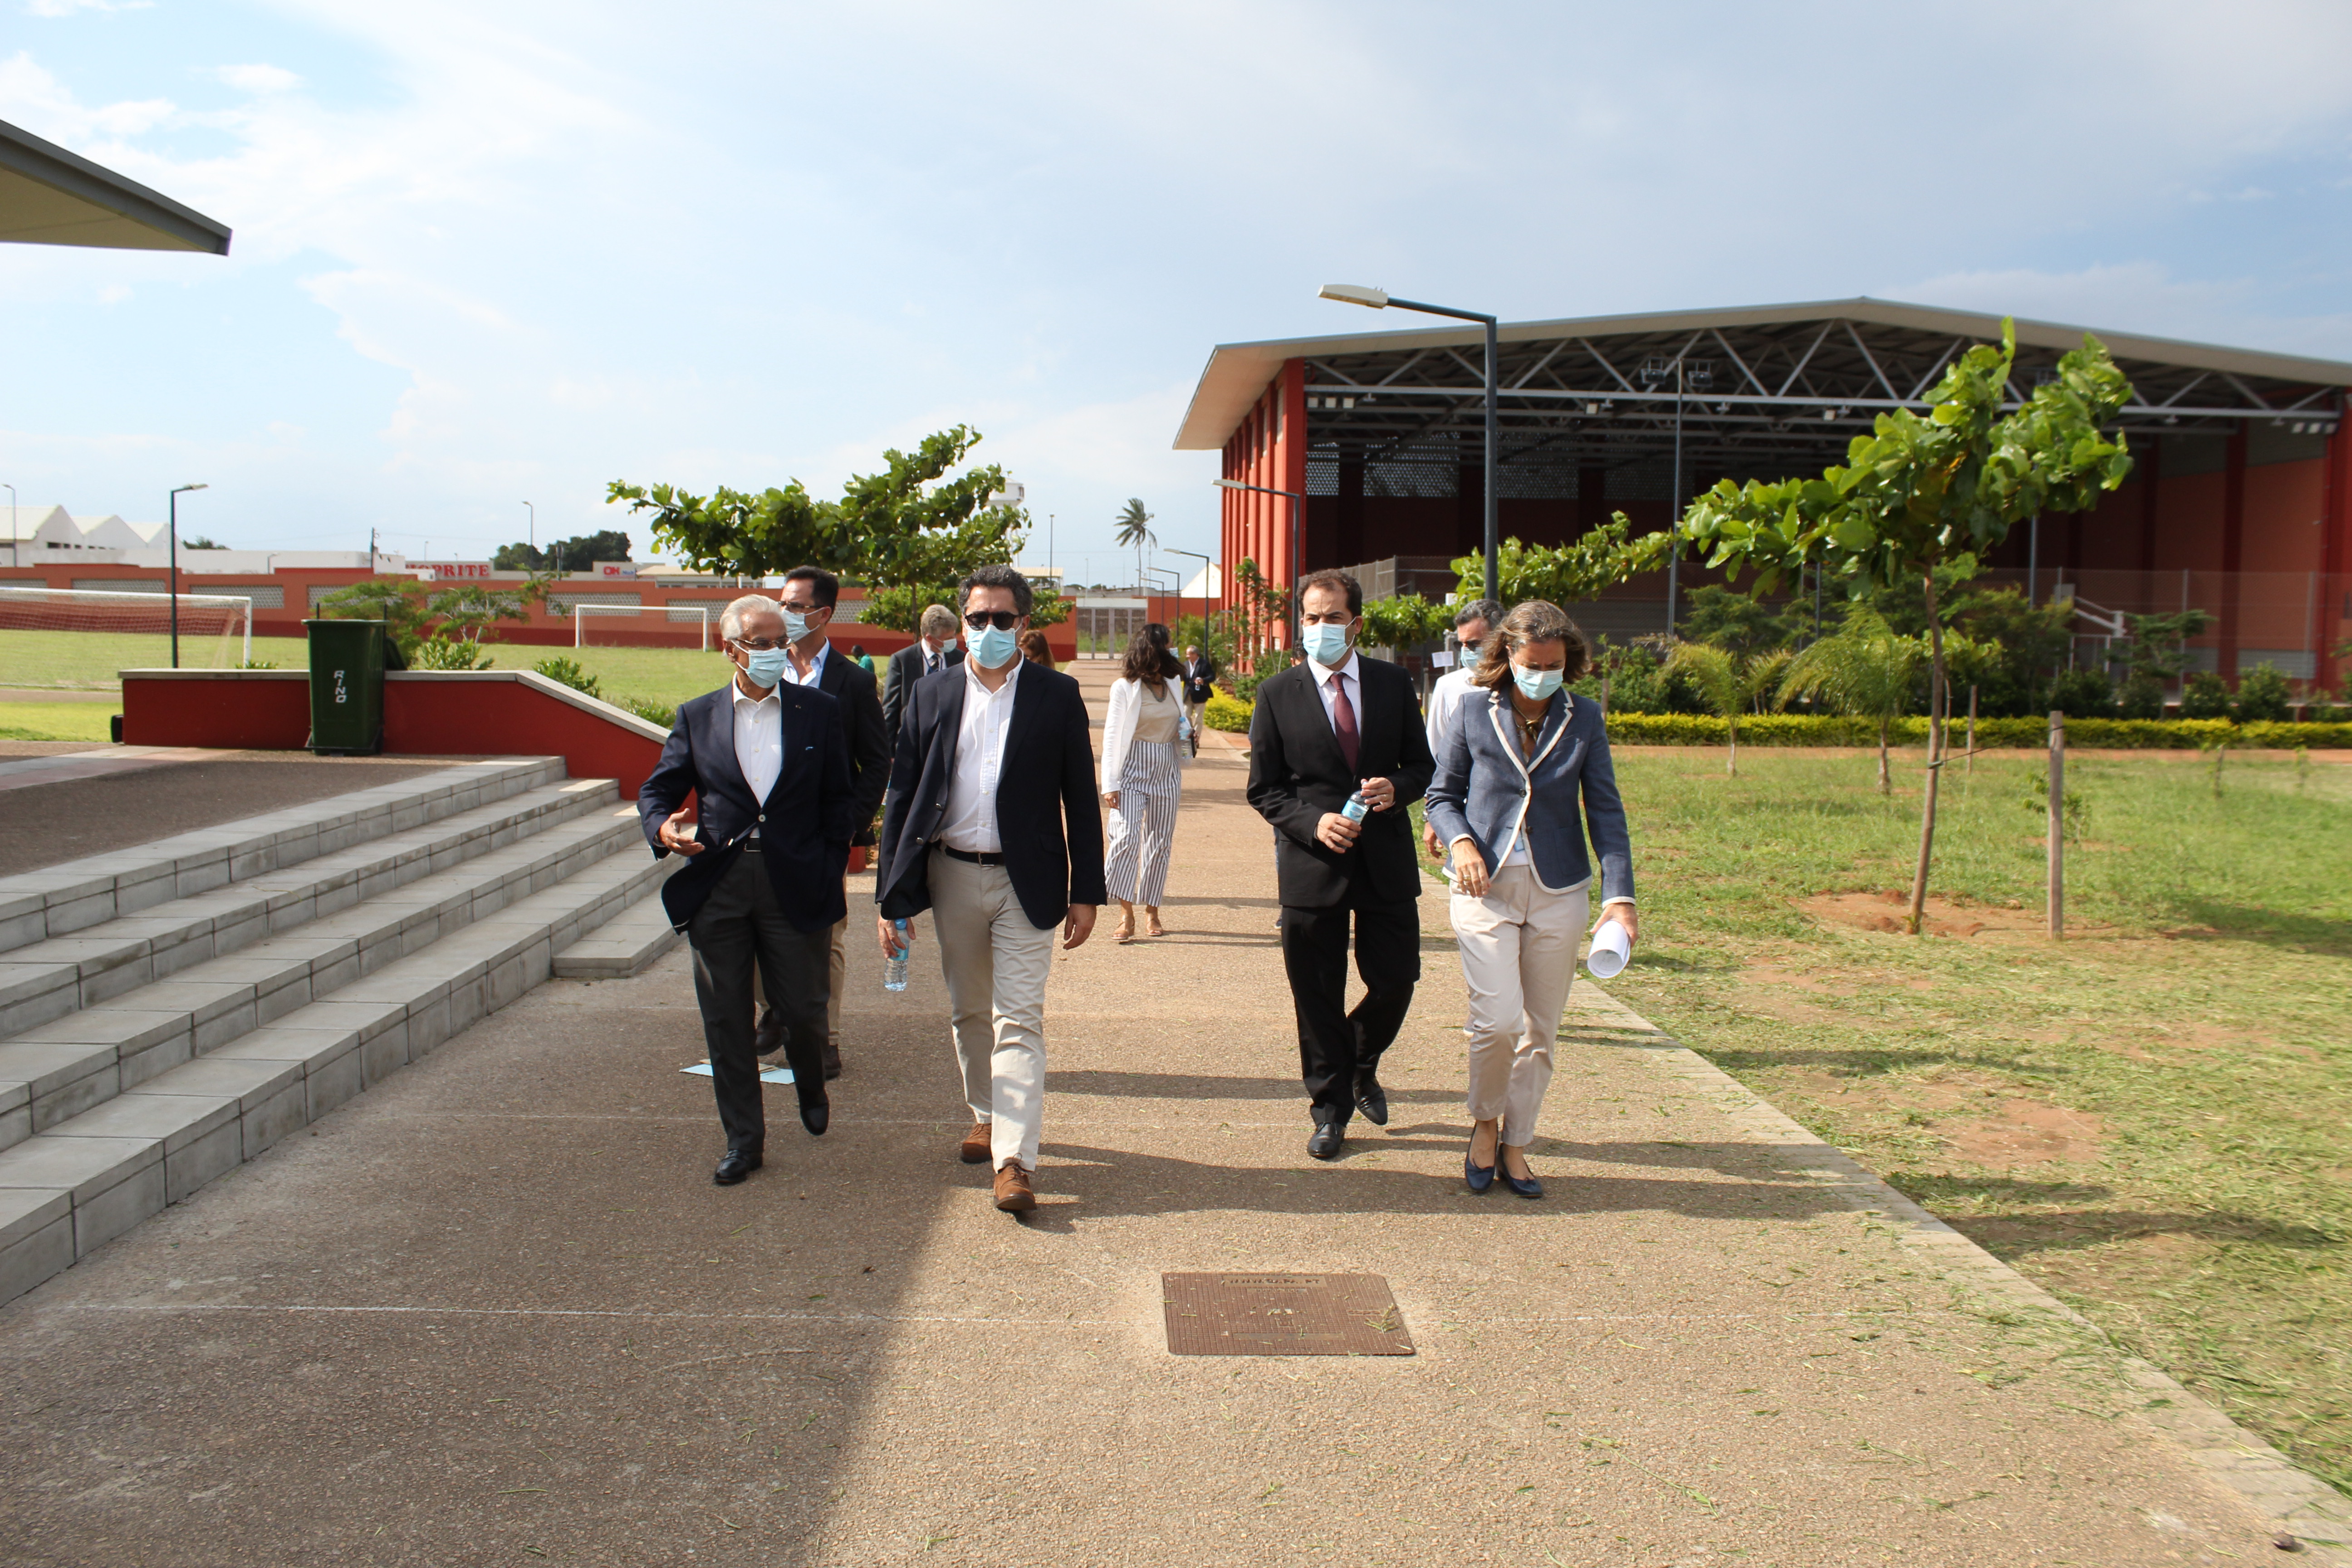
0,664,2340,1566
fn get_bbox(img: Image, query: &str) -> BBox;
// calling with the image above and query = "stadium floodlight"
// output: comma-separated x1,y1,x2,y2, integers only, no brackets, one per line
168,483,208,669
1317,283,1500,606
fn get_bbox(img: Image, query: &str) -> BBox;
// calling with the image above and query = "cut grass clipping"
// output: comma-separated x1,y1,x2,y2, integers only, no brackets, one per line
1595,747,2350,1492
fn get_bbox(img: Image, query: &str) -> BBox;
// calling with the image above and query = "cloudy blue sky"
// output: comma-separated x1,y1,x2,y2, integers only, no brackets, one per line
5,0,2351,582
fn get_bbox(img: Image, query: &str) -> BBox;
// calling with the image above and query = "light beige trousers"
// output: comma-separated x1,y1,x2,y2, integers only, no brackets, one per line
1449,864,1588,1147
930,848,1057,1172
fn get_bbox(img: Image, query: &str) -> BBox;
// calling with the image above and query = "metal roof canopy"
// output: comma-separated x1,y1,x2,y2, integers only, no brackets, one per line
1174,297,2352,477
0,118,231,254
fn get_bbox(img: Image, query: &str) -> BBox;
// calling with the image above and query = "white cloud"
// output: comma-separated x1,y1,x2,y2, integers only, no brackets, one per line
23,0,151,15
210,64,302,95
1896,261,2352,362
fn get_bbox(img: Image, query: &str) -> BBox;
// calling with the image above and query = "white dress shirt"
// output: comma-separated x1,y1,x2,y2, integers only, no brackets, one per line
940,658,1022,853
1425,664,1478,757
731,676,783,829
1305,648,1362,742
781,638,829,687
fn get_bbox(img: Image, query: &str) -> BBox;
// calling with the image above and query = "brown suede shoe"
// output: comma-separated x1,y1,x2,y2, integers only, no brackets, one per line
959,1122,993,1165
993,1161,1037,1213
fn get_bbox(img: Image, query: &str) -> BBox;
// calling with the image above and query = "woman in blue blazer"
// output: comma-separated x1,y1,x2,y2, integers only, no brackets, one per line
1424,600,1637,1198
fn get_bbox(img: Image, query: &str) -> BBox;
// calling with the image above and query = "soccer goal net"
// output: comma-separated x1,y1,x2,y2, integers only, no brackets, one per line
0,586,255,687
573,602,713,650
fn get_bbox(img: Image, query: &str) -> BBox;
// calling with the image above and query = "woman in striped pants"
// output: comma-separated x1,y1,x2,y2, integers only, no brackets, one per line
1100,622,1191,944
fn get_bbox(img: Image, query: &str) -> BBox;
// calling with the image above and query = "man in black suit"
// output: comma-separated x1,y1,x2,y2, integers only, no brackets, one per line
1178,643,1218,758
881,603,963,741
873,564,1104,1214
1245,569,1435,1161
638,595,852,1186
750,565,891,1079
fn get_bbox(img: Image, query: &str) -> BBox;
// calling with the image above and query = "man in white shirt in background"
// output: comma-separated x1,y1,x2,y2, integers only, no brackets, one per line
1421,598,1501,861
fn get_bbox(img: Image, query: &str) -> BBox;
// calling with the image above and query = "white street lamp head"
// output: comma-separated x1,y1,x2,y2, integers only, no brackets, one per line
176,483,208,493
1318,284,1388,309
1213,478,1245,490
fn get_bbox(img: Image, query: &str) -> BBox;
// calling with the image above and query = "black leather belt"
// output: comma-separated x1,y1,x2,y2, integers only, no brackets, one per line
938,845,1006,866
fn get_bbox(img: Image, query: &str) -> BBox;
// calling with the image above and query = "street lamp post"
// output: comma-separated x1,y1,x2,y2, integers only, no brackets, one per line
168,483,208,668
523,501,535,563
1214,476,1304,650
5,483,15,569
1166,547,1210,641
1319,284,1499,605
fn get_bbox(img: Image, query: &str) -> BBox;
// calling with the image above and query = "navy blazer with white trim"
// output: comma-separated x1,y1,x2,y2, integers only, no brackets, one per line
1424,685,1634,904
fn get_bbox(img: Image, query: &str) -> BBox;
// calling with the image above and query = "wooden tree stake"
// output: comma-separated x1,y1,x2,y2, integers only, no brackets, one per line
2048,709,2065,941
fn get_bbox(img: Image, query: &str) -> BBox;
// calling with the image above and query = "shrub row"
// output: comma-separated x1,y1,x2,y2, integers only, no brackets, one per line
1602,713,2352,750
1193,692,2352,750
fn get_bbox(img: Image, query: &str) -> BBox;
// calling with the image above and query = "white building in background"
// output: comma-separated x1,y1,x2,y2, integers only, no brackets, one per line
0,507,384,572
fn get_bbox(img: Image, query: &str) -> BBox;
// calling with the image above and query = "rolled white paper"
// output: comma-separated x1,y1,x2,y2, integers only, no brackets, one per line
1586,919,1632,979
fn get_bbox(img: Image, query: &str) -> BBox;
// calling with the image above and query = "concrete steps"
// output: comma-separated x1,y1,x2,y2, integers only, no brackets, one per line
0,768,673,1306
550,894,679,979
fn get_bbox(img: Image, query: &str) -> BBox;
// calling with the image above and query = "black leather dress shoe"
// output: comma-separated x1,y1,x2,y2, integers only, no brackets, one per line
1355,1072,1389,1127
714,1148,762,1185
1307,1117,1347,1161
753,1007,783,1058
799,1093,829,1137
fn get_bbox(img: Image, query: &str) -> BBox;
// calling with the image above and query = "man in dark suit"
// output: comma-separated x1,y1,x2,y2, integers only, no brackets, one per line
880,603,963,742
750,565,891,1079
1178,643,1218,757
1245,569,1435,1161
873,564,1104,1214
638,595,852,1186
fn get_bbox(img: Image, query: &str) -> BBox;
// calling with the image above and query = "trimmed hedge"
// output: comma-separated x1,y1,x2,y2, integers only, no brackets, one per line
1180,695,2352,750
1602,713,2352,750
1203,691,1254,734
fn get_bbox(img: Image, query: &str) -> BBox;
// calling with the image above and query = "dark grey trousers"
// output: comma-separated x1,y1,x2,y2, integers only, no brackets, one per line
687,850,829,1152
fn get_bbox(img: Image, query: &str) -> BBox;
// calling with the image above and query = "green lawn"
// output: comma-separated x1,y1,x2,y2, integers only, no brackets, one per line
0,628,309,687
467,641,738,710
0,697,117,741
1569,745,2351,1490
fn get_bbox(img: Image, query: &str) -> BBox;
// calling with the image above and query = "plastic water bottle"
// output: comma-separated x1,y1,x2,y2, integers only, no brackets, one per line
883,919,910,992
1341,789,1370,823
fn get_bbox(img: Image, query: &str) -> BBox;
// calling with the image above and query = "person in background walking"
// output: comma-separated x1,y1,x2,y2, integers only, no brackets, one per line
1019,628,1054,669
749,566,889,1082
1245,570,1434,1161
1424,600,1636,1200
850,643,876,675
1421,598,1501,861
882,604,963,740
1178,642,1219,758
874,565,1105,1214
637,595,850,1186
1101,622,1191,943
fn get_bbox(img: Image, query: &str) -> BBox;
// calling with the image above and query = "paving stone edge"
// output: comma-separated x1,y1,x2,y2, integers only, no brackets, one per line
1573,978,2352,1560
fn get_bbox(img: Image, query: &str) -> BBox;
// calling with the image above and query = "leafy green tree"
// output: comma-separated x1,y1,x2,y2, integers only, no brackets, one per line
2047,666,2117,718
2180,671,2232,719
1358,593,1450,656
1682,320,2133,932
317,578,433,654
496,531,635,573
183,534,226,550
2234,662,2293,722
859,581,1070,633
1776,608,1926,794
1662,642,1794,776
2112,608,2214,717
1451,514,1671,604
608,479,839,579
1680,584,1796,657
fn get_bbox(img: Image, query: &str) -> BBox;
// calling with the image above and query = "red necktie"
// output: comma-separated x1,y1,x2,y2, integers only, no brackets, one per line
1330,672,1360,774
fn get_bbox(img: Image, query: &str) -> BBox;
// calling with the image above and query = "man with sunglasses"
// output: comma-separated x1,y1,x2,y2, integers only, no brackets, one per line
873,564,1105,1213
638,595,853,1186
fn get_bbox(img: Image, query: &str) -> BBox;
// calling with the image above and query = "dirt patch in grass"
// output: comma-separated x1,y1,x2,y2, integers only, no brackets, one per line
1797,887,2123,940
1943,1100,2108,1166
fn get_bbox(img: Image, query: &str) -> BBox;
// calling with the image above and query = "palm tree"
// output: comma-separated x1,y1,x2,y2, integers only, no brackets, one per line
1115,498,1154,591
1661,642,1793,777
1776,608,1925,793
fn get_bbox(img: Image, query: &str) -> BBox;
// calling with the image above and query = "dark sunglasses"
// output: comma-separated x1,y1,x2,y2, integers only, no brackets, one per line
963,610,1019,631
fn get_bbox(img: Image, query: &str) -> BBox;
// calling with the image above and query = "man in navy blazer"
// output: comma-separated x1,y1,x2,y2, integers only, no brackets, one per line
638,594,852,1186
873,564,1104,1213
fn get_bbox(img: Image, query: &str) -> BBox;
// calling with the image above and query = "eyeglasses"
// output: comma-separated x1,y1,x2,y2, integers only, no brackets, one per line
963,611,1019,631
730,637,784,652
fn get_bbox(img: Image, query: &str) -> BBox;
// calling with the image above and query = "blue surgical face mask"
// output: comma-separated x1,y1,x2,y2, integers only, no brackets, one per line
969,624,1019,669
1512,664,1564,702
782,608,813,644
1300,621,1352,667
741,645,790,687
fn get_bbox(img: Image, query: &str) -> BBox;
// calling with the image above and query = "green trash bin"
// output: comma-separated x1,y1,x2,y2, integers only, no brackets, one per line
306,618,391,755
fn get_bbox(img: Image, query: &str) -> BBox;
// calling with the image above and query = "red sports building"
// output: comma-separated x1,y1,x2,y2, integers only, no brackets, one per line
1177,298,2352,691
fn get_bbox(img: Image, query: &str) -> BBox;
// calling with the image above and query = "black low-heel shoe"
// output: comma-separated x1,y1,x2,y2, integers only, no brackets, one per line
1501,1160,1542,1199
799,1095,830,1136
1465,1142,1496,1193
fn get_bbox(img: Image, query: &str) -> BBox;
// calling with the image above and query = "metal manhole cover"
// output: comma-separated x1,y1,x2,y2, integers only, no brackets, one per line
1161,1272,1415,1356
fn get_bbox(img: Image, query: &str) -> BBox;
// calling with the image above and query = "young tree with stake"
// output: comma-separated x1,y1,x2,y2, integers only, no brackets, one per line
1680,322,2133,934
